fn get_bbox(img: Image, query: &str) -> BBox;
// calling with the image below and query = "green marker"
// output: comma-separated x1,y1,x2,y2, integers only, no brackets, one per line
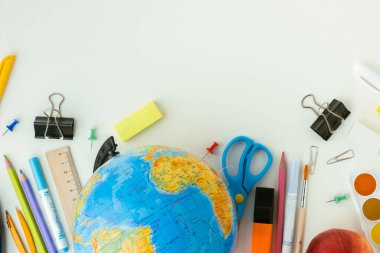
88,128,96,150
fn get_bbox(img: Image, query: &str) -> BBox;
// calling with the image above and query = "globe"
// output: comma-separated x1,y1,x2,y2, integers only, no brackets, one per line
73,146,237,252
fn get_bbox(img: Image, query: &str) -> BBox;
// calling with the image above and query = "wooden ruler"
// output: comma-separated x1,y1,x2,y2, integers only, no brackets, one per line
46,146,82,234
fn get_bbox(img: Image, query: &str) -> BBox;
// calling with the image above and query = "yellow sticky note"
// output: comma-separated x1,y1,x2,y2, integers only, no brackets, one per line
114,102,163,141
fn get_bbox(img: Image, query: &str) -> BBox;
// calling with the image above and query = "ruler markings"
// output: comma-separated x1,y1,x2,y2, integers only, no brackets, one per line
46,146,82,235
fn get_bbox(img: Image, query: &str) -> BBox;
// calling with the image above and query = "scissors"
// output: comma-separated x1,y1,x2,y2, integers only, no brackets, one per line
222,136,273,219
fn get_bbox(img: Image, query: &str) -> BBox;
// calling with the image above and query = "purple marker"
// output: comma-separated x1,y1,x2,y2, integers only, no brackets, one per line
20,170,57,253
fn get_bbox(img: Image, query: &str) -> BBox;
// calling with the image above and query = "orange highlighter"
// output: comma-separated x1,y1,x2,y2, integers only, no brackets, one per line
251,187,275,253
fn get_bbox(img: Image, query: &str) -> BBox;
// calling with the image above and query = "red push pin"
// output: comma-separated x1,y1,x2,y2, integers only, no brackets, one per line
201,141,219,160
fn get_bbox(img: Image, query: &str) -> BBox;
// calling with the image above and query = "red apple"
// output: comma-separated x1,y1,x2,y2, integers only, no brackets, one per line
306,229,373,253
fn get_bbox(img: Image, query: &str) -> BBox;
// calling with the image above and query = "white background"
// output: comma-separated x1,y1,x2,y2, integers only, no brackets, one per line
1,0,380,252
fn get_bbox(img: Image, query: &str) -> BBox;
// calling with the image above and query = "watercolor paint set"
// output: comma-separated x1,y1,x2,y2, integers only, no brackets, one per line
350,170,380,250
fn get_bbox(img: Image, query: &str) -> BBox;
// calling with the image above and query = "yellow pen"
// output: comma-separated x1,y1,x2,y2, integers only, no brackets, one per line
0,55,15,101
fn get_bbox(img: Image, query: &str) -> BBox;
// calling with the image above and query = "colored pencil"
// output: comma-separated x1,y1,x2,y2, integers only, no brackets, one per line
16,208,37,253
5,211,27,253
20,170,57,253
4,155,47,253
274,152,287,253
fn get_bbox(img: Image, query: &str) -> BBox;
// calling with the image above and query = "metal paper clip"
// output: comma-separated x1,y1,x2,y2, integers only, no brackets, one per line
327,150,355,165
310,145,318,175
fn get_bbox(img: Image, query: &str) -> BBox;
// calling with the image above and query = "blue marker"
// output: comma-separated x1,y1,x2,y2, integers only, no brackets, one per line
29,157,69,253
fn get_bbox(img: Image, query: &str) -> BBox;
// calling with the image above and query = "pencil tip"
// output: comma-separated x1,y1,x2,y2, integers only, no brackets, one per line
19,170,26,180
281,152,285,159
4,155,12,169
5,210,9,215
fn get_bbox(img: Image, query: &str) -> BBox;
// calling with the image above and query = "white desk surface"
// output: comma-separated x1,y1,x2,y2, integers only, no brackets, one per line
1,1,380,252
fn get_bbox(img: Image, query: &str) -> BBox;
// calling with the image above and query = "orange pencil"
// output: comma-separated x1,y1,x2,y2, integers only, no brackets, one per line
5,211,27,253
16,209,37,253
251,187,275,253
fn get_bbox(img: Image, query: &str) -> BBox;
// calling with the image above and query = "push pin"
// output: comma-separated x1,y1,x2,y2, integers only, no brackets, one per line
201,141,219,160
326,194,349,204
88,128,96,150
2,119,19,136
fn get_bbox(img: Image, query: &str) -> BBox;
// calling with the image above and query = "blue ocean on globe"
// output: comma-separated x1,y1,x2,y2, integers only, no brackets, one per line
73,146,237,253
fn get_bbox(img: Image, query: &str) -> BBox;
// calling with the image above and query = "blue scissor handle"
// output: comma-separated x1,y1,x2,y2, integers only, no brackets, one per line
222,136,273,219
222,136,254,185
242,143,273,192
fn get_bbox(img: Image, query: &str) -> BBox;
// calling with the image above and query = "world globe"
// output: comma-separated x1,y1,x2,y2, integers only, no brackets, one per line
73,146,237,252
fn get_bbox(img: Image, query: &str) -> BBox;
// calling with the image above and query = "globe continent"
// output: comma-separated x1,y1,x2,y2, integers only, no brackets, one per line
73,146,237,253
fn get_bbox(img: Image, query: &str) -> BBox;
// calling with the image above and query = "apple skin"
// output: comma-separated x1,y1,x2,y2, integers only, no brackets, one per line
306,229,373,253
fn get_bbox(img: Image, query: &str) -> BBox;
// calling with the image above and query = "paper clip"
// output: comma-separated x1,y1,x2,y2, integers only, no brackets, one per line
326,150,354,165
310,146,318,175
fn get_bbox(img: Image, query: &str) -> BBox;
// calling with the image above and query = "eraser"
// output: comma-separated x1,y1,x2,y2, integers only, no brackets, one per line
114,101,163,141
348,122,380,154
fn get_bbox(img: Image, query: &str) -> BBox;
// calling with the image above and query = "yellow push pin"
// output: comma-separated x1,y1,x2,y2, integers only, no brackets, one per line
377,106,380,114
235,194,244,204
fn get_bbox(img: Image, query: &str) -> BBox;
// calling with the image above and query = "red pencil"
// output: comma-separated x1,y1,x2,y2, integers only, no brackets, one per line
274,152,287,253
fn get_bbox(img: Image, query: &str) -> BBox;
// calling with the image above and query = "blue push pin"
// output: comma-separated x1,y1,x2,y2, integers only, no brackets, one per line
2,119,19,136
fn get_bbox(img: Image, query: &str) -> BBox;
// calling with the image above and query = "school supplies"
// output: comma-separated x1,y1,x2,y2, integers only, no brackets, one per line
294,164,310,253
4,156,47,253
326,150,354,165
46,146,82,233
301,94,350,141
114,101,163,142
326,194,349,204
309,146,318,175
16,209,36,253
34,93,74,140
88,128,96,150
2,119,19,136
201,141,219,160
29,157,69,252
274,152,286,253
93,136,119,172
348,122,380,154
20,170,57,253
282,160,300,253
251,187,274,253
353,63,380,92
222,136,273,219
5,211,27,253
350,170,380,249
0,55,15,101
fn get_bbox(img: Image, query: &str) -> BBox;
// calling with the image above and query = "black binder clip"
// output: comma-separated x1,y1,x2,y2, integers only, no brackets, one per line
34,93,74,140
301,94,351,141
93,136,119,172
